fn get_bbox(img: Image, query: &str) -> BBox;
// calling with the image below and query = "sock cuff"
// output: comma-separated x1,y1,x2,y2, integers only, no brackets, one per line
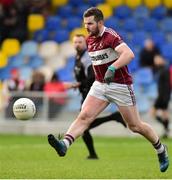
153,139,161,149
65,134,75,145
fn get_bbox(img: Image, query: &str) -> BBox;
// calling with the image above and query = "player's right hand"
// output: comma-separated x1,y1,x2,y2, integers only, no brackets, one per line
104,66,116,84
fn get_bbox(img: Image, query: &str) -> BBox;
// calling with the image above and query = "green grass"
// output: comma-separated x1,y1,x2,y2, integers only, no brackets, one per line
0,134,171,179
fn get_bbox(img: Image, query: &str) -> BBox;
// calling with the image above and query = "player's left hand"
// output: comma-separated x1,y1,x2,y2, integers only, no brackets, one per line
104,66,116,84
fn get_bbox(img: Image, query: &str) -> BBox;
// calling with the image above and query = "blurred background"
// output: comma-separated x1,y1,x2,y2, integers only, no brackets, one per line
0,0,172,136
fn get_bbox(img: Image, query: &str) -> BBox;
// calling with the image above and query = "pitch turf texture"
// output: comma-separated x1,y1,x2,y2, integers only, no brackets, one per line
0,135,171,179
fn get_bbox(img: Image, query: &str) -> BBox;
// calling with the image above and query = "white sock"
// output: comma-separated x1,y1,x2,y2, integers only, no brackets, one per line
156,144,165,154
63,139,70,148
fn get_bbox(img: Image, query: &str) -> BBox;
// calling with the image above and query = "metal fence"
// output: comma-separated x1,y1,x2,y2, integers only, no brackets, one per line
0,90,81,121
0,90,169,136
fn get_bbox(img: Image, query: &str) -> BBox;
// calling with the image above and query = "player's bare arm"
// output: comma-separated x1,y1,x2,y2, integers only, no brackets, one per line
104,43,135,84
63,82,80,89
112,43,135,69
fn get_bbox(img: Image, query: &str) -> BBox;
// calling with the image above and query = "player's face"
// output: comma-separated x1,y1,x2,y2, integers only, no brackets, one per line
84,16,100,36
73,36,86,52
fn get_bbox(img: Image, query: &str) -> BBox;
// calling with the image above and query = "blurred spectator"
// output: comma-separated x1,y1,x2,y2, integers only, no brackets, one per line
4,68,25,118
7,68,25,91
0,3,3,18
139,39,161,71
28,70,45,109
151,55,171,138
27,0,51,18
44,72,79,119
29,70,45,91
0,80,9,112
0,0,15,8
14,0,29,22
0,4,3,42
0,3,28,42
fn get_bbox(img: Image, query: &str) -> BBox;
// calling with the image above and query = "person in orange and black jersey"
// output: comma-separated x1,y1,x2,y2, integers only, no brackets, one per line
73,34,126,159
151,55,171,138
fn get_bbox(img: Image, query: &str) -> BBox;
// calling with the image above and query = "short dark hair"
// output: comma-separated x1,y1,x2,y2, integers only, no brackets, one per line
83,7,104,22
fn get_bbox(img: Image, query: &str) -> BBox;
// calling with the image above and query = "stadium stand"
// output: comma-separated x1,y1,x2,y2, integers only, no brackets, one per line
75,4,90,17
133,5,149,19
163,0,172,8
38,40,59,59
143,0,162,9
104,16,121,31
97,3,113,19
19,66,33,81
1,38,20,57
0,51,8,68
1,0,172,74
143,18,158,32
53,29,70,43
8,54,24,68
0,0,172,114
51,0,68,8
114,5,132,19
123,18,138,32
125,0,142,9
59,41,75,59
70,27,88,40
20,41,38,57
57,5,73,18
45,54,66,71
151,5,167,19
28,55,44,69
45,16,62,31
27,14,45,32
152,31,166,47
106,0,124,8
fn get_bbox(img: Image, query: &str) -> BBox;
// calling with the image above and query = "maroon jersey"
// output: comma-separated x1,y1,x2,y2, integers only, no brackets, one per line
86,27,133,85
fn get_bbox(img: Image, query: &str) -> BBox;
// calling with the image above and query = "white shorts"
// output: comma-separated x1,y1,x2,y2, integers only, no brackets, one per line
88,81,136,106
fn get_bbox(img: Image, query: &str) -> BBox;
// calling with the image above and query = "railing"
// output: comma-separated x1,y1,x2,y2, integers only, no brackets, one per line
0,90,80,121
0,90,168,136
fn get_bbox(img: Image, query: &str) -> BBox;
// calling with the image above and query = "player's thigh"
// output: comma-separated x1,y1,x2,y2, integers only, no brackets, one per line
81,95,109,120
118,105,141,125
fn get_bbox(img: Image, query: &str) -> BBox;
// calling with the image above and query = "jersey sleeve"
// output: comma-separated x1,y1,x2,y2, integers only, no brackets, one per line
107,29,124,49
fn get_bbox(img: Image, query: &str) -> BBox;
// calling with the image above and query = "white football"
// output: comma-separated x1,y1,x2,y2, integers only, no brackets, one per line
13,98,36,120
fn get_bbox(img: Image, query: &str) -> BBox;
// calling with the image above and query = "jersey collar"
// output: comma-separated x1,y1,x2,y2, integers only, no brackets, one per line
99,26,106,37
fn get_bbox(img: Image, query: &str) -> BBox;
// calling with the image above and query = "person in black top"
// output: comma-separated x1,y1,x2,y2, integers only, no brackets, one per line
73,34,126,159
140,39,161,70
151,55,171,138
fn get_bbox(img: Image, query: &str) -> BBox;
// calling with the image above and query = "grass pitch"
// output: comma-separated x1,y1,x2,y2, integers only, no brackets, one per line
0,134,171,179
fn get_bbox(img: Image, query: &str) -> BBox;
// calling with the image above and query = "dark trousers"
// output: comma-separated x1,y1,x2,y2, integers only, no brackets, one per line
82,111,126,157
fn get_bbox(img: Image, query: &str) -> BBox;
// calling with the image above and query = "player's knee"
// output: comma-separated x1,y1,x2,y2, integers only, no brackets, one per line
78,112,93,125
128,124,142,133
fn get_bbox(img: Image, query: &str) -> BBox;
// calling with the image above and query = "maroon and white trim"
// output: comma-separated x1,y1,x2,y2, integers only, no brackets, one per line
127,85,136,105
